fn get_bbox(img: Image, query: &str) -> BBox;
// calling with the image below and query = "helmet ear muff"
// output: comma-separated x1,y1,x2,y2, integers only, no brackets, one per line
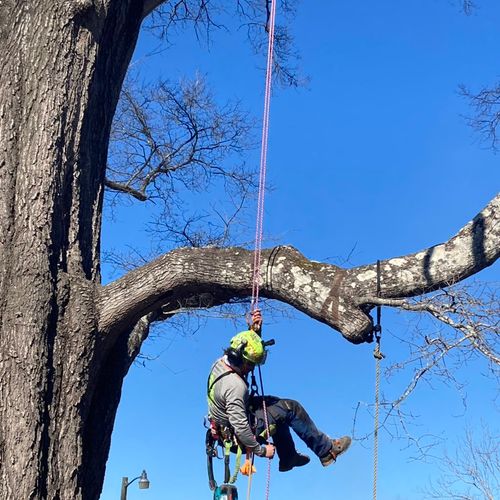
226,339,248,366
235,339,248,357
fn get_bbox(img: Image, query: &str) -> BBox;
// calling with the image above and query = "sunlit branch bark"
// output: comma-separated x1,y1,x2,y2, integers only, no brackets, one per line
352,193,500,300
98,245,363,338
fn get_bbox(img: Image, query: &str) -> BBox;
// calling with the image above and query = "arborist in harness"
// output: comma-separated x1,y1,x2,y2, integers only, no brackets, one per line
206,310,352,474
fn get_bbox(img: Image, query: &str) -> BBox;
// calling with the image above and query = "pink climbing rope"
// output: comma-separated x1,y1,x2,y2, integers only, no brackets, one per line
261,390,272,500
251,0,277,312
247,3,277,499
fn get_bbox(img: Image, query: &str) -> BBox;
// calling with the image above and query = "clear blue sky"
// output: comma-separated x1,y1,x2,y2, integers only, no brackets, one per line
100,2,499,499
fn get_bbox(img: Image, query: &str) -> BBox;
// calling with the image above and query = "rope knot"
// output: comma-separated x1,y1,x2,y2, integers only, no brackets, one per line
373,345,385,360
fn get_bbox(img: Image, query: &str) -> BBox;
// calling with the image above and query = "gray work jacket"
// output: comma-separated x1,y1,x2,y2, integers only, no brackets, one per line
207,356,262,454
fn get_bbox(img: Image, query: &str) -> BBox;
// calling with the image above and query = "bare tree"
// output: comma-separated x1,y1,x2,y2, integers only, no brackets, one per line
147,0,304,86
352,281,499,456
424,424,500,499
460,83,500,151
369,282,499,401
107,75,255,204
106,74,257,248
0,2,498,500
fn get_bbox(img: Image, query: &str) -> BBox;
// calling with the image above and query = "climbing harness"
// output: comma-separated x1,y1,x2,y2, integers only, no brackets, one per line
205,359,246,496
372,260,385,500
205,421,243,493
205,367,244,498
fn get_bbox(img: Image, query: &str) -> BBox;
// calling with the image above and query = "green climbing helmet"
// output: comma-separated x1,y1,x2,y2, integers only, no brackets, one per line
229,330,267,365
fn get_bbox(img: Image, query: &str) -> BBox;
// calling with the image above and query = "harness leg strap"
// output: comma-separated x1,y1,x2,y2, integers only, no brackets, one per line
206,429,217,491
224,440,231,484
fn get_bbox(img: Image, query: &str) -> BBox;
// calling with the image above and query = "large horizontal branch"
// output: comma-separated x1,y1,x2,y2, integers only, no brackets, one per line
98,245,374,341
98,194,500,344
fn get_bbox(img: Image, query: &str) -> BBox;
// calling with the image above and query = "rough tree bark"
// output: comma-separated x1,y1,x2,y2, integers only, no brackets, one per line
0,1,498,499
0,1,144,498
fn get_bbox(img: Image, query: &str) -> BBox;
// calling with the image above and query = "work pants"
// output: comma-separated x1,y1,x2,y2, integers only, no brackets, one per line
250,396,331,461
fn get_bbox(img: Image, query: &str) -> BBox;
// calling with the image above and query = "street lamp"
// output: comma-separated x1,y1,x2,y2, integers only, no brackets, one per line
120,470,150,500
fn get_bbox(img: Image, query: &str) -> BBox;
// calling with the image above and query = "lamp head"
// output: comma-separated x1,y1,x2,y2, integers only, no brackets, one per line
138,470,150,490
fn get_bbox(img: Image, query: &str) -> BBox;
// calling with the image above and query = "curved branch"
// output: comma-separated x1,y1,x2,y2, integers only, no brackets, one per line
98,195,500,344
98,245,367,338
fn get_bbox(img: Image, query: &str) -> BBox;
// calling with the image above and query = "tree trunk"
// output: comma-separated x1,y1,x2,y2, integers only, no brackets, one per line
0,2,143,498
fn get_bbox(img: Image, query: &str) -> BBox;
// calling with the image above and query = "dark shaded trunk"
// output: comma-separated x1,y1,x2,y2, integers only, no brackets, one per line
0,2,143,498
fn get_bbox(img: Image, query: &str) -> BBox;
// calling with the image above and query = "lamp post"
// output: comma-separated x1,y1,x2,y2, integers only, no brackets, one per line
120,470,150,500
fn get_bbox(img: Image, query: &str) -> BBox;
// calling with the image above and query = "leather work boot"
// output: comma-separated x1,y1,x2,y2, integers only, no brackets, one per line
278,452,311,472
320,436,352,467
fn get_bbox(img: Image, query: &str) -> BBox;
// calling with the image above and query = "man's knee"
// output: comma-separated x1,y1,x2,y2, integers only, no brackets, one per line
280,398,303,414
260,398,306,423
